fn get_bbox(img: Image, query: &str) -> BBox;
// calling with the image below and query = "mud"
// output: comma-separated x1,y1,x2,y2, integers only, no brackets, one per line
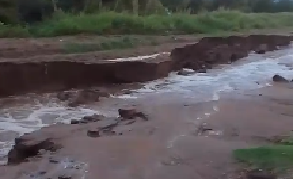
2,33,293,179
3,83,293,179
7,108,149,165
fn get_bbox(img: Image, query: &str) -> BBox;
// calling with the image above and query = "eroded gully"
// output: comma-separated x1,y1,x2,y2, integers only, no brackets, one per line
1,47,293,167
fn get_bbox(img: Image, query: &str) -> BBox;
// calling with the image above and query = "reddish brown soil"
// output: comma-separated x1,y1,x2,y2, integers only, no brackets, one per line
1,34,293,98
0,35,197,97
2,83,293,179
1,31,293,179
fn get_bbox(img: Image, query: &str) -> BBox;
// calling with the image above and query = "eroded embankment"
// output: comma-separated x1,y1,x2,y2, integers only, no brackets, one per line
171,35,293,70
2,35,293,179
0,56,171,97
0,35,293,98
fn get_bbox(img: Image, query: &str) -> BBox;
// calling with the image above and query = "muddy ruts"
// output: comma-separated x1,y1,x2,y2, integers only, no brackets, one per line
0,59,171,97
171,35,293,70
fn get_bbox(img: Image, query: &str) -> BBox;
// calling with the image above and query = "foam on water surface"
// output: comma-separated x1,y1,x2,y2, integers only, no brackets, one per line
0,105,97,134
0,98,118,164
123,48,293,102
124,48,293,150
107,52,170,62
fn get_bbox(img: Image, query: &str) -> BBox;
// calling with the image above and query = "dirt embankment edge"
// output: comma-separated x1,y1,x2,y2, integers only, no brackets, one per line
0,35,293,97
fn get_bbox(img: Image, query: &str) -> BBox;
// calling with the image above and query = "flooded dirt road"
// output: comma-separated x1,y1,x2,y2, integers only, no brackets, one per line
1,35,293,179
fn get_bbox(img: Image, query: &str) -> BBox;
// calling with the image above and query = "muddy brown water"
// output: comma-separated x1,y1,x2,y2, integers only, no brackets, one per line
1,48,293,178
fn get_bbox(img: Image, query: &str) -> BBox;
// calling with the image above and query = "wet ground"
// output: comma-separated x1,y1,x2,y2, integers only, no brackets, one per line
1,46,293,163
1,42,293,178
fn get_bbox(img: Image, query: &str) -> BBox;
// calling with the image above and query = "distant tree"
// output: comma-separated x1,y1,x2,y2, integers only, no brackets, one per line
160,0,182,12
275,0,293,12
17,0,54,24
0,0,18,24
2,0,293,25
189,0,206,13
250,0,275,12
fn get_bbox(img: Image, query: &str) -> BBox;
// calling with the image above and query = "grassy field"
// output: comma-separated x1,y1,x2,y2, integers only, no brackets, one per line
233,133,293,174
1,10,293,37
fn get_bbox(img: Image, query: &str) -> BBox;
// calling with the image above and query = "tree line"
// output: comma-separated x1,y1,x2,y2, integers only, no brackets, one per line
162,0,293,13
1,0,293,25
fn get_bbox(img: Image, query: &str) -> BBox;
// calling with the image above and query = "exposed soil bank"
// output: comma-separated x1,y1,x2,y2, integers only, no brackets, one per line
2,33,293,178
0,55,171,97
171,35,293,70
1,35,293,97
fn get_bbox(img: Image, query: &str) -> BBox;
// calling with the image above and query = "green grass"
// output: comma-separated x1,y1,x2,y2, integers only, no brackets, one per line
0,24,29,37
234,132,293,174
233,145,293,173
1,10,293,37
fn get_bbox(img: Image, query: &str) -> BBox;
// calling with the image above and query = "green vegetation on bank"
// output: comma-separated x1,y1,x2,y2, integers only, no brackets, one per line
234,145,293,172
1,11,293,38
233,133,293,173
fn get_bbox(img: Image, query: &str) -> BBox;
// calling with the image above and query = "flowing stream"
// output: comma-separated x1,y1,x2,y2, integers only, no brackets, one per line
1,48,293,165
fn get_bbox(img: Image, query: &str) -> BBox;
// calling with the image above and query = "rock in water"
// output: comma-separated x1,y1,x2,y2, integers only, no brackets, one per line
197,69,207,73
7,134,59,165
70,119,80,124
177,68,195,76
272,74,289,82
118,109,149,121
